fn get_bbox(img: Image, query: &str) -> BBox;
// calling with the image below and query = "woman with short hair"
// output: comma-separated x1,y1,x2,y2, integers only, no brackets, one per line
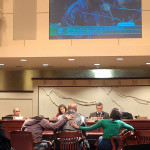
70,108,134,150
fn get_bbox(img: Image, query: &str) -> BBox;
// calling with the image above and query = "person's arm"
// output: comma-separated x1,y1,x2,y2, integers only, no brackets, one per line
70,120,103,131
121,121,134,133
40,115,74,130
21,119,28,131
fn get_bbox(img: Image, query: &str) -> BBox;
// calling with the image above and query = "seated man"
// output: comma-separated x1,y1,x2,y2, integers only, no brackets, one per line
57,102,90,150
5,108,22,119
89,102,109,119
13,108,21,117
21,114,73,150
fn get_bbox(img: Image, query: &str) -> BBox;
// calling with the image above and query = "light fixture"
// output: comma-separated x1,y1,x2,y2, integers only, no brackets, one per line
117,58,124,61
68,58,75,61
20,59,27,62
146,63,150,65
94,64,100,66
43,64,49,66
0,63,4,66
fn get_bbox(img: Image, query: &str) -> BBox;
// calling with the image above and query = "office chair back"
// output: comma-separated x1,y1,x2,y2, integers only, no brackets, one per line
54,131,84,150
122,112,133,119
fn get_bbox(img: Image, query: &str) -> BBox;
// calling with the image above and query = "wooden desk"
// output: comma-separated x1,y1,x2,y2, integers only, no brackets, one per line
0,119,24,138
122,119,150,129
1,119,150,139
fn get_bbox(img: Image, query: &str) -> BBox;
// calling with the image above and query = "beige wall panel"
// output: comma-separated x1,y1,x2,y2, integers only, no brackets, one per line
0,92,34,118
1,0,13,13
0,99,33,118
0,14,13,46
119,11,150,46
142,0,150,10
37,0,49,13
72,39,118,46
37,13,49,40
0,92,33,99
0,14,24,47
13,0,36,40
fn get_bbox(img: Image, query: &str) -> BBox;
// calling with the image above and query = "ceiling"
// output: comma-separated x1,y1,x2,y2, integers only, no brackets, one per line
0,56,150,70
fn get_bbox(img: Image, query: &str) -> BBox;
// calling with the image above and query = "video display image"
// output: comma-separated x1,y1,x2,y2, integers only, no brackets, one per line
49,0,142,39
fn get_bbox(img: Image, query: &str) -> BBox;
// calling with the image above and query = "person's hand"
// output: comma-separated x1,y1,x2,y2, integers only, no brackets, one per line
69,122,79,129
65,114,74,120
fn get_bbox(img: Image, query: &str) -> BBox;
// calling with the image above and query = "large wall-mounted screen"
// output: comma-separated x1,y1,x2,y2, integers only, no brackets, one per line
49,0,142,39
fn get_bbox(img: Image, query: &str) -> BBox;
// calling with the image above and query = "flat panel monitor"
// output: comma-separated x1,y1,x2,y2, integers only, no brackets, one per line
49,0,142,39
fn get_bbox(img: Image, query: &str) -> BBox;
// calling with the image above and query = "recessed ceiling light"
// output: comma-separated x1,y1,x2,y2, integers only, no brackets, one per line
43,64,49,66
94,64,100,66
20,59,27,62
0,64,4,66
117,58,124,61
68,58,75,61
146,63,150,65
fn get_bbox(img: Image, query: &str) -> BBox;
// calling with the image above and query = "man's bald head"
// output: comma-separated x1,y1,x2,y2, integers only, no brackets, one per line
68,102,77,111
13,108,21,116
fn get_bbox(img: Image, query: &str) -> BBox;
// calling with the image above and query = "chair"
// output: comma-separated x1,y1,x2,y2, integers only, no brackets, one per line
10,130,51,150
111,131,134,150
122,112,133,119
54,131,85,150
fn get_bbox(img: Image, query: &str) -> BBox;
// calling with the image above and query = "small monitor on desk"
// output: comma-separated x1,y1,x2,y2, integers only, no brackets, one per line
2,117,13,120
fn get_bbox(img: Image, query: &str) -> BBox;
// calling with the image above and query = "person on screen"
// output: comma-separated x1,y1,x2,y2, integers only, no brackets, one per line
114,0,141,25
89,102,109,119
70,108,134,150
61,0,119,26
21,114,74,150
55,104,67,117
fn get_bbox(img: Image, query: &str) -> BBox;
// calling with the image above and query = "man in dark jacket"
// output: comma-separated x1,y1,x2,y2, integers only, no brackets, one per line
89,102,109,119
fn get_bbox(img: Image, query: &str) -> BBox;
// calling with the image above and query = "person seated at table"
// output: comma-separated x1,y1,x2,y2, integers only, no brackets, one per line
55,104,67,117
5,108,22,119
70,108,134,150
57,102,90,150
21,114,74,150
13,108,21,117
0,123,12,150
89,102,109,119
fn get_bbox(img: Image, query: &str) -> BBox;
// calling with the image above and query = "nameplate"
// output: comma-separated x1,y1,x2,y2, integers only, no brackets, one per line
14,116,24,119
